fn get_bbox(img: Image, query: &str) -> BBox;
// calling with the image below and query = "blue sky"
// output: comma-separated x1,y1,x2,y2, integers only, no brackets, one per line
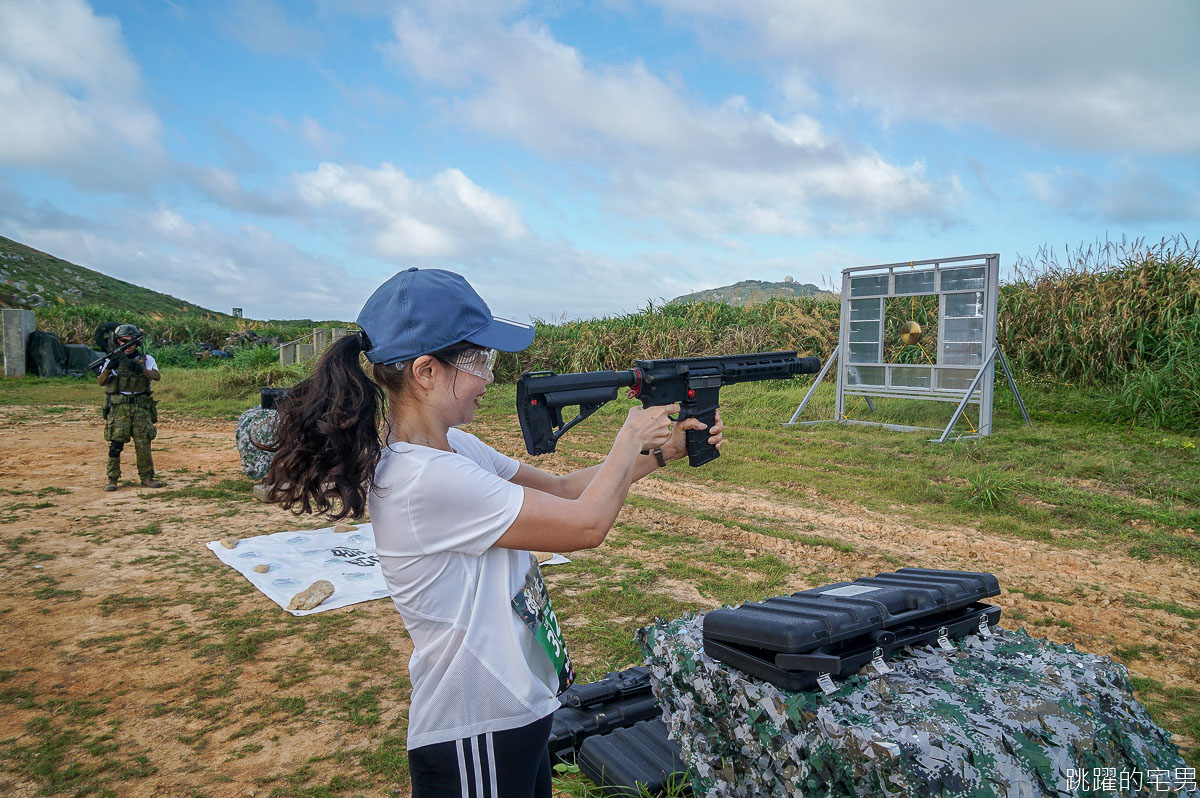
1,0,1197,322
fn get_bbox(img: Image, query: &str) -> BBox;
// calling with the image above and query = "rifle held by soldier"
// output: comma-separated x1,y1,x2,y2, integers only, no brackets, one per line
88,332,145,371
517,351,821,467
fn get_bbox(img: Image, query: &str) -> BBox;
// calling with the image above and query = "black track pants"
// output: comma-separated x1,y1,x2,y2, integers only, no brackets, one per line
409,714,552,798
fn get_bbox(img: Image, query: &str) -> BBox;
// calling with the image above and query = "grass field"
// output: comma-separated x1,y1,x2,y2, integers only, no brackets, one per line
0,367,1196,796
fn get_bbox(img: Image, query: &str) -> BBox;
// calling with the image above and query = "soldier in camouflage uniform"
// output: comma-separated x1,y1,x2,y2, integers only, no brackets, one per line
98,324,163,491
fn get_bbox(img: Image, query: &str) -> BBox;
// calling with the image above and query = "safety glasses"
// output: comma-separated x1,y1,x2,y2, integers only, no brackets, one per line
446,347,497,380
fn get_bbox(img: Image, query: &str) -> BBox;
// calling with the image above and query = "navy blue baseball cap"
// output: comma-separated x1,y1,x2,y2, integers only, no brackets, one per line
355,268,534,364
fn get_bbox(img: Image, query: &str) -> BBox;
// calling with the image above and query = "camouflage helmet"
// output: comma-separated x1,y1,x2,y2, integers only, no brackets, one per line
113,324,142,350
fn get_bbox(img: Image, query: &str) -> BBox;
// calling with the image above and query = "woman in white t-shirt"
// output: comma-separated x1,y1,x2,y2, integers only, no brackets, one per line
265,268,721,798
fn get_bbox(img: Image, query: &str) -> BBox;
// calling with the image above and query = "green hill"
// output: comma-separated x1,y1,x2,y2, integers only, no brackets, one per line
672,277,832,306
0,235,228,318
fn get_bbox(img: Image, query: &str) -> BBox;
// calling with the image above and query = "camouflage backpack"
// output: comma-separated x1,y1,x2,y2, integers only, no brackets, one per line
236,407,277,479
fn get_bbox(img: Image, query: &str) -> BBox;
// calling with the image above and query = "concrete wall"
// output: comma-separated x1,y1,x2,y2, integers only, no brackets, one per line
2,309,36,377
312,329,330,354
278,328,356,365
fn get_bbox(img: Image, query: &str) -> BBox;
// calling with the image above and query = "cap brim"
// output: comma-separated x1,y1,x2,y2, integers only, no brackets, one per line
466,316,535,353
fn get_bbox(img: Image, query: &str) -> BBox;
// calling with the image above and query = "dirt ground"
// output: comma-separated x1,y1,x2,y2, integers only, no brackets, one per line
0,404,1196,796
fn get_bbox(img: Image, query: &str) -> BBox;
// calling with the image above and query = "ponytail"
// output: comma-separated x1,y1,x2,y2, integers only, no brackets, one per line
264,333,385,520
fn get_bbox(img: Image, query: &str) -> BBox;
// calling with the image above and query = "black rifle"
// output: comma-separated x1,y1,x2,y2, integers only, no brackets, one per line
87,333,145,371
517,351,821,467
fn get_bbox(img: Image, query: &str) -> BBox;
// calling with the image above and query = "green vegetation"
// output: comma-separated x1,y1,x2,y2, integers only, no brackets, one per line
1002,237,1200,431
504,295,840,379
672,276,828,305
31,302,332,355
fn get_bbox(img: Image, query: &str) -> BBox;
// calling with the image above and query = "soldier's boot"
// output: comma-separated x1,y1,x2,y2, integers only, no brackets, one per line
141,478,164,488
104,480,119,492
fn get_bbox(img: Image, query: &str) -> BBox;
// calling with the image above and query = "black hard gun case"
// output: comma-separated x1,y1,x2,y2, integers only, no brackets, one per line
548,667,661,761
577,719,690,797
702,568,1001,691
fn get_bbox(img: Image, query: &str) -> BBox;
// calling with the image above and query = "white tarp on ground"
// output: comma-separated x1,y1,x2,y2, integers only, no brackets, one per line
206,523,389,616
206,523,569,616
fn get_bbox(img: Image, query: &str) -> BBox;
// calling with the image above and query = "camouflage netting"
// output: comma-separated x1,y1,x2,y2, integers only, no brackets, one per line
638,614,1197,798
235,407,277,479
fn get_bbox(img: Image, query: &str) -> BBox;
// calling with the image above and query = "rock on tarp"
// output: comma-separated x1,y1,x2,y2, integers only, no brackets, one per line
638,614,1196,798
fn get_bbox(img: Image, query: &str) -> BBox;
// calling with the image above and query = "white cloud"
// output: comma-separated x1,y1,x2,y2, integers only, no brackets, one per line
0,182,837,324
263,114,346,159
295,162,529,258
1024,166,1199,223
220,0,319,57
657,0,1200,155
1,193,383,320
0,0,165,189
181,164,307,218
383,3,958,239
0,185,711,323
299,116,342,153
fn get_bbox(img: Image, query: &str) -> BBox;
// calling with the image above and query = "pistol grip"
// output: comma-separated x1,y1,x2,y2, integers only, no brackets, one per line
684,406,719,467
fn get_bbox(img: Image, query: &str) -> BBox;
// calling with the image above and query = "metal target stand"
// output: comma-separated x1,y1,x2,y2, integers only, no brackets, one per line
784,253,1030,442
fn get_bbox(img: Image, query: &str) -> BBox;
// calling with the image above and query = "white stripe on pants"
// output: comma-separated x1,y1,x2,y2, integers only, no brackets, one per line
454,732,499,797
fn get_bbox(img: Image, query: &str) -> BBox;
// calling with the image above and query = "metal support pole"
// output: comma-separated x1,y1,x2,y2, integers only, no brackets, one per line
935,348,997,443
835,271,850,421
786,345,839,425
995,343,1032,427
978,254,1000,435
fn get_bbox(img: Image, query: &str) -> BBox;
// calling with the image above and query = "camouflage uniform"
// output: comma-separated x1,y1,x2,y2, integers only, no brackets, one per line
638,614,1197,798
103,356,158,483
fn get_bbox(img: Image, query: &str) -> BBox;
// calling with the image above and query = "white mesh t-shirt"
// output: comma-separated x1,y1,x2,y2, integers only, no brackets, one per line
370,427,560,750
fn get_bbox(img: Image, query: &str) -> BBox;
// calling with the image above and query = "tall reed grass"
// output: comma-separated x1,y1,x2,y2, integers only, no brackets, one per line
999,236,1199,430
999,236,1199,384
493,297,840,382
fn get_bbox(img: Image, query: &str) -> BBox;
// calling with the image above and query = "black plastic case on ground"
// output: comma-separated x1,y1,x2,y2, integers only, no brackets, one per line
260,387,288,409
577,719,690,797
548,667,661,762
702,568,1001,690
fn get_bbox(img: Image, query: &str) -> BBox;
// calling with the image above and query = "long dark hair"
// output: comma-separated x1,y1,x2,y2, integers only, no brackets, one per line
263,333,476,520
